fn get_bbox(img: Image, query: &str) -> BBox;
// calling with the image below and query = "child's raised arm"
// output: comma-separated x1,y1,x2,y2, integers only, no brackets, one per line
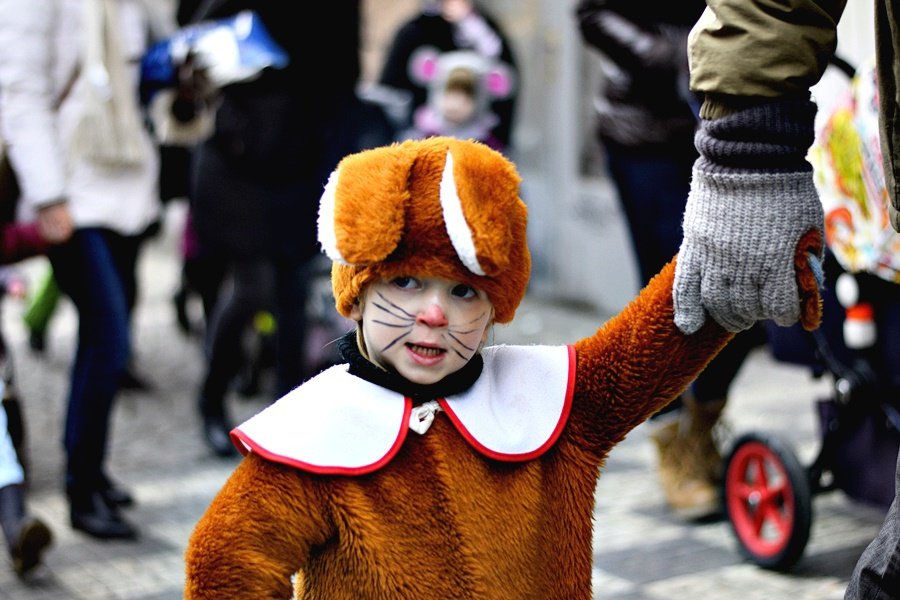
568,259,733,455
569,227,822,457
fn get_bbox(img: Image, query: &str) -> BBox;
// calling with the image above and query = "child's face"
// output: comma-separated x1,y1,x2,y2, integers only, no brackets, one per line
440,89,477,125
350,275,492,385
439,0,473,23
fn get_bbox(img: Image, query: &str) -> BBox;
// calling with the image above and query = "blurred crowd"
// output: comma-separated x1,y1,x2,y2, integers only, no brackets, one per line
0,1,896,599
0,0,525,577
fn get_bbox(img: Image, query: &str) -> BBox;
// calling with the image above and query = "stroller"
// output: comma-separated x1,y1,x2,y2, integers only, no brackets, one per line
719,56,900,571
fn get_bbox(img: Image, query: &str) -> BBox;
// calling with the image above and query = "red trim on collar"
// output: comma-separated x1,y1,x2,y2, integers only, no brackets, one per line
229,399,413,476
440,344,575,461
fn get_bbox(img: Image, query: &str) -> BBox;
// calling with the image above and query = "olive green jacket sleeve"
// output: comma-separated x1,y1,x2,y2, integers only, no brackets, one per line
688,0,847,118
688,0,900,236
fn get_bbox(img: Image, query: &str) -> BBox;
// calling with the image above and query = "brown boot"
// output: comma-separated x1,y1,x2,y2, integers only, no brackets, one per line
0,484,53,577
649,396,726,520
11,517,52,577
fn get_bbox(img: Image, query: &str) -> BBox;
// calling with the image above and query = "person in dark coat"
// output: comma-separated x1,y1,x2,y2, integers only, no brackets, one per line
379,0,518,150
180,0,393,457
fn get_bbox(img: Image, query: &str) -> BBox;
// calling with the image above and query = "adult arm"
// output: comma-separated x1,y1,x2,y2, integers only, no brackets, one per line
673,0,845,334
0,0,73,243
0,222,48,264
690,0,846,109
575,0,688,74
0,0,69,212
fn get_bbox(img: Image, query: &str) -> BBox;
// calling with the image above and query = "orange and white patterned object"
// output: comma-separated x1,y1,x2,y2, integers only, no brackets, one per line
809,56,900,283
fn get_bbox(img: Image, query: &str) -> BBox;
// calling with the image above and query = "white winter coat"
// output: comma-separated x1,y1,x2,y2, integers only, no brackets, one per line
0,0,167,235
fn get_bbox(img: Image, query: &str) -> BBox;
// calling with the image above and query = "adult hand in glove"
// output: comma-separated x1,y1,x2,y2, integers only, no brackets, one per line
673,98,825,335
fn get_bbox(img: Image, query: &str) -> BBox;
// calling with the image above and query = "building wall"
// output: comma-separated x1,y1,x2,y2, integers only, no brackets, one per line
360,0,419,82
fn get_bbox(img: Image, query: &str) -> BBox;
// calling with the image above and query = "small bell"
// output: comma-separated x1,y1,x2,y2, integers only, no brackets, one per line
843,302,876,349
834,273,876,349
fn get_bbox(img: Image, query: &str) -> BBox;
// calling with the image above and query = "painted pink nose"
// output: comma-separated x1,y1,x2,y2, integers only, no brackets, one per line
417,303,449,327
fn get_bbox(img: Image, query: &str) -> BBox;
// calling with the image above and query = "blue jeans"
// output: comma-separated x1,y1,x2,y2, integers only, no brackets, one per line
604,141,695,286
48,228,140,497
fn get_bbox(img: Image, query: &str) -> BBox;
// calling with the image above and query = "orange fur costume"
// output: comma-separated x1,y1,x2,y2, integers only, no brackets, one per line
184,137,821,599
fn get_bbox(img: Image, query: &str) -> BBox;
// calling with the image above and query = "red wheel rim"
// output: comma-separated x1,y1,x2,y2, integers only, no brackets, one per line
726,441,796,558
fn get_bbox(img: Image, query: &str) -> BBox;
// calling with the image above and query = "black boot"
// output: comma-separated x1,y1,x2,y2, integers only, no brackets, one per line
119,364,152,392
69,490,138,540
202,413,238,458
199,393,238,458
0,484,52,577
98,474,135,509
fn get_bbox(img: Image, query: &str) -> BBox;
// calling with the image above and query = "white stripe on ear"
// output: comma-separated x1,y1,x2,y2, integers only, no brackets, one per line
317,168,350,264
440,151,485,276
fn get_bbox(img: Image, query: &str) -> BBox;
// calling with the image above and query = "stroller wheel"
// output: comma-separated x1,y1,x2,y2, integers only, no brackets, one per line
721,432,812,571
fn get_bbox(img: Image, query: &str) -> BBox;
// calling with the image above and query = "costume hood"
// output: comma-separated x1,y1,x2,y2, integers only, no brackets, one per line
317,136,530,323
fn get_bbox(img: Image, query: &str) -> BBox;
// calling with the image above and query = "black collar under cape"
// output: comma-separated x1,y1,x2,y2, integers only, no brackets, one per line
337,330,484,403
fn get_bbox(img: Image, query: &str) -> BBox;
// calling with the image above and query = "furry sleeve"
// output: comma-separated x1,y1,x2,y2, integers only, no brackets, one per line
184,453,331,599
569,258,734,455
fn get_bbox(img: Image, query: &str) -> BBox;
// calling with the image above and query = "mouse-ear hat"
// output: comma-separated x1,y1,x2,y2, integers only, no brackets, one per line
317,136,530,323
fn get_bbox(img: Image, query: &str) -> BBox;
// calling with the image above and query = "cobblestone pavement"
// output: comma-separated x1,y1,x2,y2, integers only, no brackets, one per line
0,205,887,599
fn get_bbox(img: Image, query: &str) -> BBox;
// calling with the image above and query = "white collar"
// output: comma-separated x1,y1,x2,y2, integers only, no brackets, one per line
231,344,574,475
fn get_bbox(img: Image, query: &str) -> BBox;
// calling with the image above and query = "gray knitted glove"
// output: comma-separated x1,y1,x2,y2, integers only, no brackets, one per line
674,168,823,333
673,98,825,334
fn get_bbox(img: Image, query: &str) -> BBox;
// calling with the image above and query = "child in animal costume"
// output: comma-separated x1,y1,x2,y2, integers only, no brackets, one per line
184,136,823,599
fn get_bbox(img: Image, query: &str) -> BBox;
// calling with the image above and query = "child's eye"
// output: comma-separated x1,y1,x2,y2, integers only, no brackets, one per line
451,284,478,299
392,276,420,290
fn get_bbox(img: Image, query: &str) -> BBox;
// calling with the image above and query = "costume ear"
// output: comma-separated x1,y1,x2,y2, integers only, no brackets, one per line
442,140,523,276
318,145,412,264
484,62,515,100
407,46,441,85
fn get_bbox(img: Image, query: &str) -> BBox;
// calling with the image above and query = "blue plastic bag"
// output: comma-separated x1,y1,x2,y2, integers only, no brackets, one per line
141,10,289,94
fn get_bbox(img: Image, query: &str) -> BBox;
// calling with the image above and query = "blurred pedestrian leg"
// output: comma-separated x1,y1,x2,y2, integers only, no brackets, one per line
0,400,52,577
